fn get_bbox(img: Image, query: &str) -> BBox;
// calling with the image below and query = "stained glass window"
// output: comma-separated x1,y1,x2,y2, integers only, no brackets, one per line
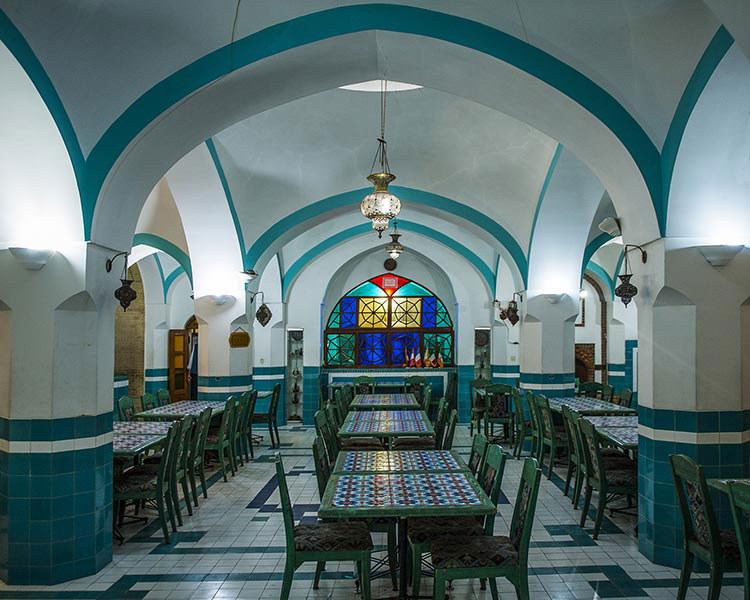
324,274,454,367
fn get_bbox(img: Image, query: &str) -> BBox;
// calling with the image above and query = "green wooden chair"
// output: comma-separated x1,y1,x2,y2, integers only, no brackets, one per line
578,418,637,539
670,454,742,600
157,388,170,407
578,381,603,398
445,371,457,408
141,393,157,412
421,383,433,414
484,383,514,443
534,395,567,480
239,389,258,462
342,384,355,408
187,406,213,504
601,384,614,403
228,395,246,469
275,453,374,600
561,406,584,505
525,390,542,461
118,396,136,421
430,456,542,600
311,437,398,590
441,409,458,450
314,409,340,463
204,399,235,481
253,383,281,448
467,433,489,477
317,375,326,412
617,388,633,409
114,422,178,543
335,389,349,421
353,376,376,394
404,375,426,405
393,398,448,450
469,377,491,437
511,388,532,459
727,481,750,600
170,415,195,524
408,444,508,597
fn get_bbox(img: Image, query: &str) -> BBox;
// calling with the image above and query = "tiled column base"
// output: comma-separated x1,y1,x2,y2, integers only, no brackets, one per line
251,367,286,424
625,340,637,400
491,364,520,387
607,363,625,391
456,365,475,423
519,372,575,398
144,368,168,394
302,367,320,425
197,375,252,402
638,407,750,568
0,414,113,584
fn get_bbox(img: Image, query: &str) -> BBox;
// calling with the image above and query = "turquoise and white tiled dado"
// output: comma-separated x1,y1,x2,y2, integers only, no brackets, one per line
252,367,286,424
144,368,168,395
113,375,128,418
492,364,520,387
197,375,253,402
520,372,575,397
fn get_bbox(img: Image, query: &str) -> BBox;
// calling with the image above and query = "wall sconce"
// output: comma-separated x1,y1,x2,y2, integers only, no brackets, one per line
579,289,589,299
494,292,522,326
210,294,232,305
8,247,55,270
249,291,272,327
697,245,743,266
615,244,647,307
105,251,137,311
242,268,258,281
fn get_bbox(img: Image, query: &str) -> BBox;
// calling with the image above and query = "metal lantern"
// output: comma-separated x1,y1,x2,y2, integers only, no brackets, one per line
614,274,638,307
255,303,272,327
114,279,137,311
506,299,520,325
385,221,404,259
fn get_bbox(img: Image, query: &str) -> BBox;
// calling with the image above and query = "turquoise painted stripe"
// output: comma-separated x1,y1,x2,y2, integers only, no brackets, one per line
0,9,86,230
254,187,527,284
152,253,168,302
205,138,248,267
527,143,562,252
661,26,734,235
639,406,750,434
81,4,661,243
520,372,575,384
254,366,286,375
586,261,615,299
492,365,520,373
145,368,169,376
164,266,186,297
581,232,612,281
0,413,113,441
133,233,193,284
197,375,252,386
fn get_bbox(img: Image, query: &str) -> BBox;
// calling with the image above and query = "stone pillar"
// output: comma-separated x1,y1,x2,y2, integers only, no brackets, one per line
491,321,520,386
143,299,169,395
0,243,119,584
608,307,626,391
635,240,750,567
252,301,286,422
519,294,577,397
193,296,251,401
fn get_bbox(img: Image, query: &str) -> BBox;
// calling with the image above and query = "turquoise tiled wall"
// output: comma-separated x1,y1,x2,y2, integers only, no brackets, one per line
519,372,575,398
144,368,168,394
491,364,520,387
113,375,128,420
251,367,286,425
0,414,113,584
607,362,625,391
302,367,320,425
625,339,637,401
457,364,474,423
638,406,750,568
196,375,252,401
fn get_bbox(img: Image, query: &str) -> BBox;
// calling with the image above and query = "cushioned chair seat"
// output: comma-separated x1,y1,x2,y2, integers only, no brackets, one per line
340,439,384,450
720,528,742,559
605,467,637,487
252,413,271,422
142,452,163,465
205,434,222,445
392,438,436,450
114,465,159,494
293,521,373,552
408,516,484,543
602,453,636,469
431,535,518,569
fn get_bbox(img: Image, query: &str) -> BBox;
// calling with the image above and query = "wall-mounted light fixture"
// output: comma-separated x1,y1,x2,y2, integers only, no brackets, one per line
579,289,589,299
249,291,272,327
8,247,55,270
615,244,647,307
105,251,137,311
242,268,258,281
493,292,522,326
697,245,743,266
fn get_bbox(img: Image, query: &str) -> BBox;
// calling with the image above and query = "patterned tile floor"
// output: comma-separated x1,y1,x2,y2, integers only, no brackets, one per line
0,426,744,599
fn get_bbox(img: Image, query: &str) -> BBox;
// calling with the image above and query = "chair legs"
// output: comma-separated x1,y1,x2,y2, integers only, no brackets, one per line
593,488,606,540
268,418,276,449
280,558,295,600
387,526,398,591
198,460,209,498
156,495,171,544
433,571,447,600
676,550,693,600
188,467,199,507
180,475,193,516
564,460,575,496
579,485,592,528
313,561,325,589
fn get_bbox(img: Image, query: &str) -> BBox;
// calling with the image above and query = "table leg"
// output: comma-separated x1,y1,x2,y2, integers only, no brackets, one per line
398,517,408,599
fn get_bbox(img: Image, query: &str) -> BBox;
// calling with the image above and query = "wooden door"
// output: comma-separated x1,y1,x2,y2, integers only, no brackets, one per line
169,329,189,403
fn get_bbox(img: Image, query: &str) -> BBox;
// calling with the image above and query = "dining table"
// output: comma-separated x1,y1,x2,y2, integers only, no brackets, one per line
595,424,638,450
339,410,434,450
350,393,420,410
319,449,495,600
548,396,636,416
584,415,638,428
134,400,227,420
113,420,172,456
707,478,750,493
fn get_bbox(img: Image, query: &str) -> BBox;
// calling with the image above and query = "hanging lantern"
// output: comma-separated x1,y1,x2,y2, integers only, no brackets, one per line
506,299,520,325
361,80,401,237
256,303,272,327
385,221,404,259
114,279,137,312
614,245,648,307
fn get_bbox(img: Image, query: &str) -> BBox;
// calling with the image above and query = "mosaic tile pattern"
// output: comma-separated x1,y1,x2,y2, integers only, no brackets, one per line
0,425,745,600
350,393,419,408
339,450,462,473
113,421,172,435
342,419,429,434
349,410,423,421
137,400,226,418
586,416,639,428
113,434,164,455
598,426,639,448
549,396,635,415
331,473,482,508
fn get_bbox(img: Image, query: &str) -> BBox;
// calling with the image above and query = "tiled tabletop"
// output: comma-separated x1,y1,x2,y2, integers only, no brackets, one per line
113,433,164,456
548,396,636,416
333,450,466,474
585,415,638,428
349,410,424,421
597,425,638,449
350,393,419,409
135,400,227,419
339,410,433,439
114,421,172,435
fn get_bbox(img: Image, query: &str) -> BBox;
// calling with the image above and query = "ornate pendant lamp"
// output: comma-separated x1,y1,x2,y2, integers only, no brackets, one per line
361,80,401,237
106,252,138,311
614,244,648,307
385,220,404,260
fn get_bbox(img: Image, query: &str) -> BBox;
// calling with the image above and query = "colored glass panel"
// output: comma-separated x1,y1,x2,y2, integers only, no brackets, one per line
340,297,357,328
393,282,432,297
326,333,355,365
390,332,420,365
422,296,437,328
424,333,453,363
358,297,388,328
327,304,341,328
348,282,387,297
435,299,452,327
358,333,387,366
392,297,421,328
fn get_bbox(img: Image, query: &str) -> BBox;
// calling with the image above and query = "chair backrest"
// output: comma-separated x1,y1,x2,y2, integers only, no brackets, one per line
433,398,449,441
156,423,180,489
468,433,489,476
171,414,195,477
601,384,614,403
156,388,170,407
404,376,426,403
441,410,458,450
478,444,508,532
141,393,156,412
312,436,331,499
118,396,136,421
670,454,722,556
577,418,606,484
353,376,376,394
269,383,281,417
342,384,354,407
317,375,326,412
485,384,512,419
618,388,633,409
509,457,542,561
331,390,345,427
189,406,213,468
215,396,235,440
446,371,457,405
335,389,349,420
525,390,540,436
422,384,432,411
578,381,603,398
274,454,297,558
230,394,246,441
561,405,581,460
243,389,258,434
535,395,555,443
727,481,750,577
511,388,525,425
314,409,339,459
